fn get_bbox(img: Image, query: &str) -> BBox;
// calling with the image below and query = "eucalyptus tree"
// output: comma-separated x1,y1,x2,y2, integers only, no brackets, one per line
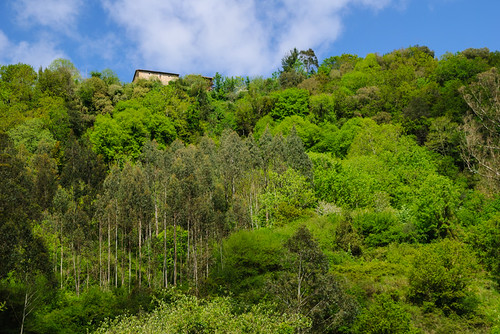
117,162,153,289
285,126,313,181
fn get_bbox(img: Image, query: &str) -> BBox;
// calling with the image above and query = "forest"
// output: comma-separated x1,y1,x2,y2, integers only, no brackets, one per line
0,46,499,333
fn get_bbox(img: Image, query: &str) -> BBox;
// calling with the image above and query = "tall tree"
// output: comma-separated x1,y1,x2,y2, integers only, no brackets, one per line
299,48,319,75
460,68,500,193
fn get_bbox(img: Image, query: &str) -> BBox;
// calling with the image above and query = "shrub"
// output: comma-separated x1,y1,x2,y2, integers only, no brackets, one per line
408,239,478,315
352,293,416,334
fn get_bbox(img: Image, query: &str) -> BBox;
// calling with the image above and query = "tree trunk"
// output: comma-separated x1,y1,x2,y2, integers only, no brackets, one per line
138,218,142,288
115,222,118,288
148,217,151,288
60,234,63,290
99,219,102,287
173,214,177,286
20,290,28,334
108,216,111,287
155,200,159,236
128,250,131,293
163,214,168,288
72,245,78,295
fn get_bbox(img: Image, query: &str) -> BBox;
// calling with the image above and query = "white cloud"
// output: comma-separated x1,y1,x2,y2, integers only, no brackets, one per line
102,0,395,76
0,30,66,69
12,0,83,30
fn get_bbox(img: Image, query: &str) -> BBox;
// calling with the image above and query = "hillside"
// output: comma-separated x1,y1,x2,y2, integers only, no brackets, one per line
0,46,499,333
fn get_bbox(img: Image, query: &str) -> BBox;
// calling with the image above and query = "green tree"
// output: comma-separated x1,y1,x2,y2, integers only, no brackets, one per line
284,126,313,180
270,226,358,332
299,48,319,75
460,68,500,193
281,48,301,73
259,168,316,225
95,295,309,334
0,63,37,105
271,88,309,120
408,240,478,315
7,118,56,154
352,293,415,334
47,58,81,82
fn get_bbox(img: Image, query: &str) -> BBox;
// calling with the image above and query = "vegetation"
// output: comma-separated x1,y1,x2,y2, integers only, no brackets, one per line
0,46,499,333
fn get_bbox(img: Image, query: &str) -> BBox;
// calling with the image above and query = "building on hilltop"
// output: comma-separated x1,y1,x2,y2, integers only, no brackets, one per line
132,69,214,89
132,69,180,85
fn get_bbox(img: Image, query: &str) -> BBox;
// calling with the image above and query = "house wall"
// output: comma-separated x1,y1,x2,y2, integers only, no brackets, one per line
133,71,179,85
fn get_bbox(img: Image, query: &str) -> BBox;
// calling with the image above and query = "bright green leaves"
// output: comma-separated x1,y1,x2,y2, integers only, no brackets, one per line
211,228,286,300
95,295,309,334
270,88,309,120
89,103,177,162
408,240,478,315
352,293,415,334
313,120,460,242
411,174,459,242
7,118,56,154
259,168,316,226
89,114,126,162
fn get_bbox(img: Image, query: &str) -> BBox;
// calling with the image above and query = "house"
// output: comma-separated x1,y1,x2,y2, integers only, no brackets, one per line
132,69,180,85
132,69,213,89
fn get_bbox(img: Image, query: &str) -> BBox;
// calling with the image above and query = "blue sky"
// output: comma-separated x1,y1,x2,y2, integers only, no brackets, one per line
0,0,498,83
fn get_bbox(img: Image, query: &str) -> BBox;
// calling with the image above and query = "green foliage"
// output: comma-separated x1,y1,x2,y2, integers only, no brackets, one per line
352,293,416,334
268,226,359,332
408,239,478,315
210,228,286,301
0,63,37,106
334,213,364,256
7,118,56,154
95,295,309,334
318,54,360,75
31,287,156,334
465,196,500,280
309,93,336,123
352,209,407,247
273,115,321,149
313,117,368,157
435,52,489,85
89,103,176,162
1,46,500,333
270,88,309,120
259,168,316,225
410,174,459,242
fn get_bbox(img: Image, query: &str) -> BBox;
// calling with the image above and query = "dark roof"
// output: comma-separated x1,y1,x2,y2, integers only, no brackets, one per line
133,69,180,81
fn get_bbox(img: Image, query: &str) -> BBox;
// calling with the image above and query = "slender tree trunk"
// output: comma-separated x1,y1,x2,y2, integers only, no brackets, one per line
121,232,125,287
99,219,102,287
194,235,198,294
155,198,159,236
115,222,118,288
206,229,209,279
77,253,80,296
86,261,89,290
173,214,177,286
20,289,28,334
148,217,151,288
187,219,190,282
108,216,111,287
138,218,142,288
163,214,167,288
72,245,78,295
60,233,63,290
128,250,131,293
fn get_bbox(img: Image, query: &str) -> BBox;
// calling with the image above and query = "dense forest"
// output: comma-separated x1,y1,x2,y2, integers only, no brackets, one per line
0,46,499,333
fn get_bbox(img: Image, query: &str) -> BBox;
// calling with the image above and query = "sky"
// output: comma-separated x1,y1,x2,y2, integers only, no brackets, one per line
0,0,498,83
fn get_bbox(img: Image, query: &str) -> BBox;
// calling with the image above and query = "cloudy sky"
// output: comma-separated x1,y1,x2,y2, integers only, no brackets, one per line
0,0,498,82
